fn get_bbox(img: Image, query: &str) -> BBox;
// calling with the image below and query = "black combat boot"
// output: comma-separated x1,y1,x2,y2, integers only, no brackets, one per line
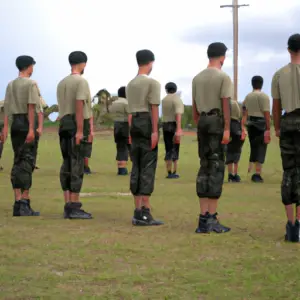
293,220,300,242
118,168,128,175
13,201,21,217
228,173,235,182
84,166,92,175
66,202,92,219
285,221,296,242
132,207,164,226
19,199,40,216
251,174,263,183
207,213,231,233
195,213,210,233
234,174,241,182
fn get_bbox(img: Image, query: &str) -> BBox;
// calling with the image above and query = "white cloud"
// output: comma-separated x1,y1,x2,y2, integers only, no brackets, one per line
1,0,298,105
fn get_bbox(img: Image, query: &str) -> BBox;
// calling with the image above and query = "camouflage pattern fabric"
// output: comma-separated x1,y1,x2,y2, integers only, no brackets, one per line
114,121,130,161
130,113,158,196
163,121,180,161
280,110,300,206
196,113,225,199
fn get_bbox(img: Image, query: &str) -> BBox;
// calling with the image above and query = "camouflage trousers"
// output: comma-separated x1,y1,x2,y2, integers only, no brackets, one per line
163,122,180,161
10,115,36,190
280,111,300,206
114,121,131,161
225,119,244,164
197,113,225,199
0,124,3,159
130,112,158,196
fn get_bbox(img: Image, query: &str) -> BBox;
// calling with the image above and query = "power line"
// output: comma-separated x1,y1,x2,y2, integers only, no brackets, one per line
220,0,249,101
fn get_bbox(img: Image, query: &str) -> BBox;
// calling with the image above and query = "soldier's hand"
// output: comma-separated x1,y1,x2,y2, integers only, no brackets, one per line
36,127,43,137
241,128,247,141
75,131,83,145
264,130,271,144
128,136,132,144
174,129,183,144
275,129,280,138
1,128,8,143
151,132,158,149
221,129,230,145
25,129,35,144
88,130,94,143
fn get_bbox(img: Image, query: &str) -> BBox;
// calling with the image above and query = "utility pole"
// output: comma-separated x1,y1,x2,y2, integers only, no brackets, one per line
220,0,249,101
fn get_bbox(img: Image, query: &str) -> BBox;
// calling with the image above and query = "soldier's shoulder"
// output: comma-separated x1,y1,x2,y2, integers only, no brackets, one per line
260,91,270,98
148,77,161,88
273,64,290,77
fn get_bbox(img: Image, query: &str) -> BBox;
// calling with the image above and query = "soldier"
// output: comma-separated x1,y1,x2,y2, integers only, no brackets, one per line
1,55,41,216
110,86,131,175
272,33,300,242
0,100,5,171
242,76,271,183
33,96,46,170
161,82,184,178
57,51,93,219
192,42,232,234
127,49,164,226
225,100,246,182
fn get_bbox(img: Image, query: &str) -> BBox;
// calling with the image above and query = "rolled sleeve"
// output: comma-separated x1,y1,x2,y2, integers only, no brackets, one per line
271,71,280,100
148,79,161,106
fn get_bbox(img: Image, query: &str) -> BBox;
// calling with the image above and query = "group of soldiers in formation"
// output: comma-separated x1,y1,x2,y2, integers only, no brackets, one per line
1,32,300,242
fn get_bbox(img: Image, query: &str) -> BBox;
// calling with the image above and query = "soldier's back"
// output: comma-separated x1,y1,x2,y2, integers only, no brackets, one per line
57,74,89,118
193,68,231,114
127,75,160,113
111,98,128,122
244,91,269,117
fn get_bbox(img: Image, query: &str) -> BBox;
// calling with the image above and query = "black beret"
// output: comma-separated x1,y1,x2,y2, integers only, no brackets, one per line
118,86,126,98
207,42,228,58
136,49,155,66
252,75,263,83
288,34,300,52
68,51,88,65
165,82,177,92
16,55,36,70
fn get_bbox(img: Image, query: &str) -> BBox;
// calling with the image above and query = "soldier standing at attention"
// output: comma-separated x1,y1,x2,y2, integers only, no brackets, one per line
0,101,5,171
225,99,246,182
33,96,46,170
242,76,271,183
192,42,232,234
57,51,92,219
83,92,93,175
1,56,41,216
161,82,184,178
127,49,164,226
272,33,300,242
110,86,131,175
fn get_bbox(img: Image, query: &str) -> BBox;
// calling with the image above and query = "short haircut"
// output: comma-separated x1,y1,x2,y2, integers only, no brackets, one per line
118,86,126,98
165,82,177,94
288,34,300,53
207,42,227,59
251,75,264,90
136,49,155,66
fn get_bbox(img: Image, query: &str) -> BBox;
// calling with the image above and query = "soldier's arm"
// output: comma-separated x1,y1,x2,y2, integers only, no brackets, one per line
175,98,184,132
76,79,90,135
2,85,11,142
148,80,161,134
220,75,232,131
271,72,282,134
28,82,39,133
262,94,271,131
192,78,199,124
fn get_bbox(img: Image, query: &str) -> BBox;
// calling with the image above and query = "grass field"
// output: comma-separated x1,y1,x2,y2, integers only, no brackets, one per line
0,129,299,300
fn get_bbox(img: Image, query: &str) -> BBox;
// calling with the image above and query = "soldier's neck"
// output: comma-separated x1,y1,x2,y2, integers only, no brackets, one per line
207,62,222,69
290,55,300,65
253,89,261,92
18,72,30,78
137,67,149,76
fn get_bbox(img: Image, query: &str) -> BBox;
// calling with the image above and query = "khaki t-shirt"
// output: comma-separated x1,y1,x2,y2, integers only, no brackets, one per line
126,75,161,113
57,74,91,119
243,91,270,117
162,93,184,122
271,63,300,113
230,100,241,120
4,77,40,116
110,97,129,122
192,67,232,114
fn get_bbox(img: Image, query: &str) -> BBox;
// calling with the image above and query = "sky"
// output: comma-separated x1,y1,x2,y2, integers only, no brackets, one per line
0,0,299,107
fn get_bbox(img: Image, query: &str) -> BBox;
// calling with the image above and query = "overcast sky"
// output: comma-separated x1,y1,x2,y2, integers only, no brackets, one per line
0,0,299,106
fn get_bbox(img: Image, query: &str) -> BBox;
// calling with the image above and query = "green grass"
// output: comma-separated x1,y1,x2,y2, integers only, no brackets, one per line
0,131,298,300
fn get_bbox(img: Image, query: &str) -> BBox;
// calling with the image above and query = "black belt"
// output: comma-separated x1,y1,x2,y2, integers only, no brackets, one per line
200,109,220,116
131,112,150,117
249,116,264,121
